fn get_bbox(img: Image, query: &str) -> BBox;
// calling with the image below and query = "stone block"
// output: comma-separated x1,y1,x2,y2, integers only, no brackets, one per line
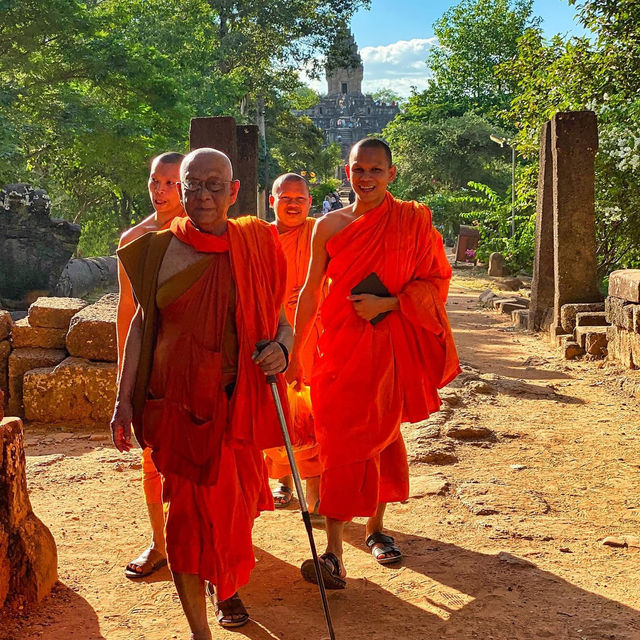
492,276,523,292
609,269,640,303
499,302,527,315
0,417,57,608
575,326,607,355
575,311,608,328
512,309,530,329
478,289,498,306
560,302,605,333
585,329,608,357
0,311,12,341
28,297,87,329
23,357,117,426
606,325,636,369
0,340,9,400
66,297,117,362
7,348,67,417
563,340,584,360
605,296,639,331
12,317,66,349
488,252,507,277
492,297,515,310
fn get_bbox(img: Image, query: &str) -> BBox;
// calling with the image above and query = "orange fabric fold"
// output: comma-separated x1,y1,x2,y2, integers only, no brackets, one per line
312,192,460,519
264,219,322,479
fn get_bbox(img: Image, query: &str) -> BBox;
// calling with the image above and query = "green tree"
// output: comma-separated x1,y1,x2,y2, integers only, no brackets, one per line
427,0,540,116
499,0,640,275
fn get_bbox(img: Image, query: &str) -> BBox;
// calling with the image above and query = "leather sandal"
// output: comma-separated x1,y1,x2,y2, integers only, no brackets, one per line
366,532,403,565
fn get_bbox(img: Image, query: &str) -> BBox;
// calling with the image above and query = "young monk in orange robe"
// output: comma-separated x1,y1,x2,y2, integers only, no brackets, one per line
290,138,460,589
111,149,292,638
116,151,185,579
263,173,323,510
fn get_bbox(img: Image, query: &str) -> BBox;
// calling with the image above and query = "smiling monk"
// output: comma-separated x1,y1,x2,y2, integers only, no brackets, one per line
112,148,291,638
263,173,323,512
116,151,184,579
290,138,460,589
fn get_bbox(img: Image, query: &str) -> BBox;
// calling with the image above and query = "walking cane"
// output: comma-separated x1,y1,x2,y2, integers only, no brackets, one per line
259,344,337,640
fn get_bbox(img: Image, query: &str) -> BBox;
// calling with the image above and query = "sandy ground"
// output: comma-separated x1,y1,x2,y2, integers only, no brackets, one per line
2,269,640,640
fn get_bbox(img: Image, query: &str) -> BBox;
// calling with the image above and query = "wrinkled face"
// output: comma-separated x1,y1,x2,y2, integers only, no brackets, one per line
178,152,239,231
148,160,182,216
270,179,312,230
346,146,397,205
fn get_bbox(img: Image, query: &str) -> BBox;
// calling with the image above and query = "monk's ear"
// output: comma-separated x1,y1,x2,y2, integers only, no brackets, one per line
388,164,397,183
269,194,275,208
229,179,240,205
176,181,186,206
345,164,351,182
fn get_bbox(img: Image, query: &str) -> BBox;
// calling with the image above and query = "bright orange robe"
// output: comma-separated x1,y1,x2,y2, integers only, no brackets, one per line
117,216,173,505
264,219,322,480
118,217,290,600
312,192,460,521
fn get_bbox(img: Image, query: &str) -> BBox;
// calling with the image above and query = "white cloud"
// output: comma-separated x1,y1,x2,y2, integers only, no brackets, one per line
300,38,437,98
360,38,436,97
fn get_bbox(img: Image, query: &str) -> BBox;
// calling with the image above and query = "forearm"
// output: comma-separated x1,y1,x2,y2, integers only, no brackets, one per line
117,310,143,404
292,287,322,359
274,308,293,353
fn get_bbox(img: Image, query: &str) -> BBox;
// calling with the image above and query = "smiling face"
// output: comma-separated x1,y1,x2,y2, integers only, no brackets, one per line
148,159,183,222
270,176,312,232
177,149,239,233
346,144,397,207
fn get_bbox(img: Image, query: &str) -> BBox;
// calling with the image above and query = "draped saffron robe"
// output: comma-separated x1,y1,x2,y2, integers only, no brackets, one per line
312,192,460,521
264,218,322,480
117,216,290,598
116,216,173,506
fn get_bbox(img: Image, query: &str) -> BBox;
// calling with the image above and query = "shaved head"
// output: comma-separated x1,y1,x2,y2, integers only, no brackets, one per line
181,148,233,181
271,173,309,196
151,151,184,168
349,138,393,167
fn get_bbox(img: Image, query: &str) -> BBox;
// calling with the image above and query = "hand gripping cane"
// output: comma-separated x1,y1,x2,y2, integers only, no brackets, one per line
259,343,336,640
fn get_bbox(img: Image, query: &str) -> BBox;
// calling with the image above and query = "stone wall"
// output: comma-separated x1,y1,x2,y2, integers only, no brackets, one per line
5,295,117,426
605,270,640,369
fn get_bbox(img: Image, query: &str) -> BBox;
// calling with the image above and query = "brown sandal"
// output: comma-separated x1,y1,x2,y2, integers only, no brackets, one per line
207,585,249,629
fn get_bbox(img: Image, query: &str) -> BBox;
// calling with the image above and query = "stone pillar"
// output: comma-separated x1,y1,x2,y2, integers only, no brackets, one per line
189,116,237,165
529,122,555,330
0,417,57,608
235,124,259,216
189,117,258,218
551,111,602,338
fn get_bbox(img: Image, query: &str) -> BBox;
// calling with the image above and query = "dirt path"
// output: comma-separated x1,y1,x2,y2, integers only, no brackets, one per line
2,273,640,640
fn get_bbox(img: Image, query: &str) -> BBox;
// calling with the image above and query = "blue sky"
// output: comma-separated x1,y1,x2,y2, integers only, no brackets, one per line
305,0,588,96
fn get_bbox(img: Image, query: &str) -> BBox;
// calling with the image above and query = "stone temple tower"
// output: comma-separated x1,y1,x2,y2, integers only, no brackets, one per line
295,28,400,180
326,30,364,96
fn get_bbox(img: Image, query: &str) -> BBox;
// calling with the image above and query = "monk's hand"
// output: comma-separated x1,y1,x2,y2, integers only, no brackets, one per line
253,340,287,376
110,400,133,453
347,293,396,322
285,354,304,391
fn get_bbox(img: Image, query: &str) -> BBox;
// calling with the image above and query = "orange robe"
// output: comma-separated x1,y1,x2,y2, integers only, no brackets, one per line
264,219,322,480
117,217,290,599
312,192,460,521
117,216,172,506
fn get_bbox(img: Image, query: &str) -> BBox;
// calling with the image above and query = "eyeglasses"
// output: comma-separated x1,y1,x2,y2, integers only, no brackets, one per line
181,179,236,194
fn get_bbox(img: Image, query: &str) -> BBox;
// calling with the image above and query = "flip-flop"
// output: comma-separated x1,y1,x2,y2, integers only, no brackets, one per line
366,532,403,565
124,549,168,579
272,483,293,509
206,585,249,629
301,552,346,589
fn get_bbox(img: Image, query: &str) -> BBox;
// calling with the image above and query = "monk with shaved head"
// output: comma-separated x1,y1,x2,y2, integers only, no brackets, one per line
117,151,184,579
112,148,292,637
290,137,460,589
263,173,323,511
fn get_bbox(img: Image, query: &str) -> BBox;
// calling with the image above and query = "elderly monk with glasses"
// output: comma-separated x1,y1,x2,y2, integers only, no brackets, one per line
111,148,292,638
